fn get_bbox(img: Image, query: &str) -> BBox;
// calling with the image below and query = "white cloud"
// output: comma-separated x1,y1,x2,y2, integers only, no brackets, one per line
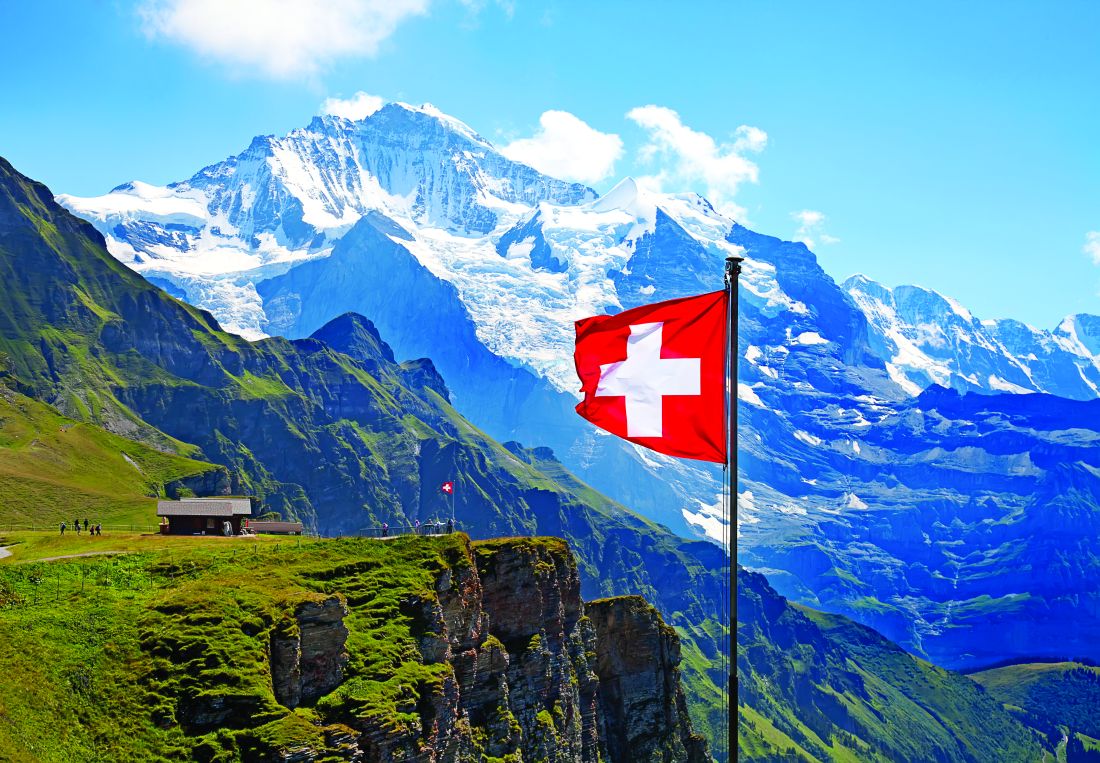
792,209,825,228
320,91,385,121
501,111,624,184
138,0,429,80
1085,231,1100,265
626,105,766,219
791,208,838,249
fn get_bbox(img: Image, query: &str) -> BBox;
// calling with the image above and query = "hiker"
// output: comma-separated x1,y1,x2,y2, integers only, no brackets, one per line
381,522,389,538
60,521,66,535
447,517,454,534
75,522,81,535
83,519,88,531
96,524,101,536
414,519,421,535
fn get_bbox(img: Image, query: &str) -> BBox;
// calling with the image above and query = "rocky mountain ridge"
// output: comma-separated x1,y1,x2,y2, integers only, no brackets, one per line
844,274,1100,398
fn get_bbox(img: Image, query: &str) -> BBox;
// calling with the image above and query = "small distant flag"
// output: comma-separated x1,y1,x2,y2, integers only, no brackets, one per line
440,481,454,495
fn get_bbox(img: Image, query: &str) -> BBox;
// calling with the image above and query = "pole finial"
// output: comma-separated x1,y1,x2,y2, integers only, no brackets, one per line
725,254,743,286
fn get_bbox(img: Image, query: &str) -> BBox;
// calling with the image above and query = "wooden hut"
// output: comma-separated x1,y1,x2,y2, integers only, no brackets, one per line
156,498,253,535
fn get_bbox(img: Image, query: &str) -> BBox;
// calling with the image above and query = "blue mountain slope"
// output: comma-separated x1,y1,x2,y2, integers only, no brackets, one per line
255,210,711,538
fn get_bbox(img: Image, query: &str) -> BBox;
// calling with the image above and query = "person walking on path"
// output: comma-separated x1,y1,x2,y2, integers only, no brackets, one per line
60,521,66,535
83,519,88,531
96,524,101,536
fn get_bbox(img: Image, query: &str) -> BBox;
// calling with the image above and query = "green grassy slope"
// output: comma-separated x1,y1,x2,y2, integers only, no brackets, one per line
738,567,1049,762
0,386,222,527
0,533,492,761
972,662,1100,748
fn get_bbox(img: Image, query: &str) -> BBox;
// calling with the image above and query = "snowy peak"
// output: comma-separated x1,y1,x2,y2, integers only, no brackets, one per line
845,274,1100,399
1056,313,1100,357
57,101,598,336
589,177,646,215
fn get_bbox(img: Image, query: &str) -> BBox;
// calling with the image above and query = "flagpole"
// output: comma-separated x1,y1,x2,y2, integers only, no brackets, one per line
725,254,743,762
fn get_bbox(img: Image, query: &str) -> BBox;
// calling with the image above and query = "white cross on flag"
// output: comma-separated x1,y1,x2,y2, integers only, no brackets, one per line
573,290,727,463
440,481,454,495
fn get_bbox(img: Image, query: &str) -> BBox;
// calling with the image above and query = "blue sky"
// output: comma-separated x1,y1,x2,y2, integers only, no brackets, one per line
2,0,1098,328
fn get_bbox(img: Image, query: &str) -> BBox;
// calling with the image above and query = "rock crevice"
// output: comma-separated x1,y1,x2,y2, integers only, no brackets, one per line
271,596,350,709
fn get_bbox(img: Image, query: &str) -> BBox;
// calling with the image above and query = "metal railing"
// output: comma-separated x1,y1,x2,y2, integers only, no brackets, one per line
348,522,459,539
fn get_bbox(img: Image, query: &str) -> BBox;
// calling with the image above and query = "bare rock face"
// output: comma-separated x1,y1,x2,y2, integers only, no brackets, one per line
587,596,710,763
271,596,350,709
165,465,233,499
474,539,605,763
357,539,607,762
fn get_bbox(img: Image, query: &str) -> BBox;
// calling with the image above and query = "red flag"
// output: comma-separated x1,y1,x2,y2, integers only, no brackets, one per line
574,290,727,463
440,481,454,495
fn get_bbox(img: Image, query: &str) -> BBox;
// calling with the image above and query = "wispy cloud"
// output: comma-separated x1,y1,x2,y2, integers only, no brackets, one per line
501,111,623,184
138,0,428,80
791,209,838,249
626,105,766,219
320,91,386,120
458,0,515,20
1085,231,1100,265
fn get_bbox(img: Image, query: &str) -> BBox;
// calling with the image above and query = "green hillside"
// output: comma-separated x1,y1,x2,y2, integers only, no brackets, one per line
972,661,1100,756
738,568,1049,762
0,533,592,761
0,386,223,527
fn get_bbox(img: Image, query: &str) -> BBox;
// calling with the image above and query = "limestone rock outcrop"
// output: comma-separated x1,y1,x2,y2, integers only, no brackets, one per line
587,596,709,763
306,538,705,762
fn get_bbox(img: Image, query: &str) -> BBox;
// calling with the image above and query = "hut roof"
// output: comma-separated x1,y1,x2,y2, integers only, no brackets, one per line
157,500,235,517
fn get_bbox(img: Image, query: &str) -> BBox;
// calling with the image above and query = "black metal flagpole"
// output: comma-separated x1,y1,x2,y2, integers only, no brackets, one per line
725,254,743,761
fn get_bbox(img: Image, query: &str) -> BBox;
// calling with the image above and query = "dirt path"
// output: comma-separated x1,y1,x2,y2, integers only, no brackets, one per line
31,550,128,563
0,547,10,560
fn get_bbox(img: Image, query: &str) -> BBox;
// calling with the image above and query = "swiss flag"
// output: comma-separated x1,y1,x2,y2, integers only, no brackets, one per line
440,481,454,495
574,290,727,463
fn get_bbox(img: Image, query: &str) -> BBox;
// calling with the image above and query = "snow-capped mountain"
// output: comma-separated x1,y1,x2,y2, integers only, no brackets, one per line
59,102,593,339
56,102,1100,672
62,102,898,546
845,275,1100,399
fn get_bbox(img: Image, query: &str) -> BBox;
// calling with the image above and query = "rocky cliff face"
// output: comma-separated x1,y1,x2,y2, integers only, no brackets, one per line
174,537,706,763
332,538,705,763
588,596,709,763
